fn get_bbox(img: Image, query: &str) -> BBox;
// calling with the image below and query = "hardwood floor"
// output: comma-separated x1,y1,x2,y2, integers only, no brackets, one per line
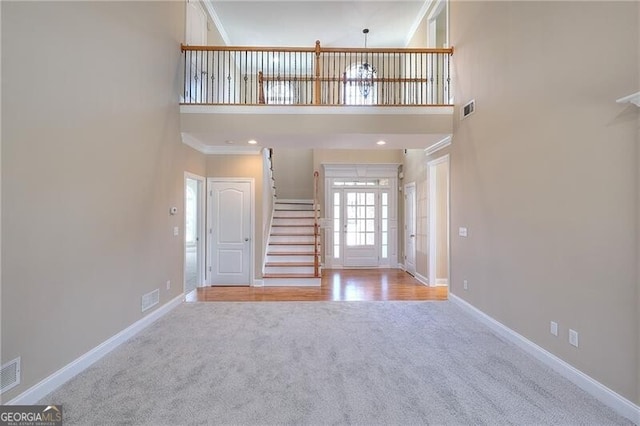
186,269,448,302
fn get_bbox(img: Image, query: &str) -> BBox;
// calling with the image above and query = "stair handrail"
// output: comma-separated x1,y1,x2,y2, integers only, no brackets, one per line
313,171,320,277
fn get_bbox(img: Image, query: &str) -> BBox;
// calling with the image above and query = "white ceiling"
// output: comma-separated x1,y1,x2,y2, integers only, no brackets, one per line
208,1,429,48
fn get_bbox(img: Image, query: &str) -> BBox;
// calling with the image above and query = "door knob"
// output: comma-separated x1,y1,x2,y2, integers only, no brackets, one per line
410,234,415,238
244,238,249,242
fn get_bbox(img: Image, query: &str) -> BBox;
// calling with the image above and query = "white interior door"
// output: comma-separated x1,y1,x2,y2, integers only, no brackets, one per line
208,180,252,285
343,190,379,267
404,183,417,276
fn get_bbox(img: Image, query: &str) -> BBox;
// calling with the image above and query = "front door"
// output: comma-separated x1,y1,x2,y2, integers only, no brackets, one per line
208,180,252,285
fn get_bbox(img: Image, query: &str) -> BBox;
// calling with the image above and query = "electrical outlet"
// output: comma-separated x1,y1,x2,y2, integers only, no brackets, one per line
459,227,468,237
166,280,171,290
569,329,579,347
550,321,558,336
463,280,468,290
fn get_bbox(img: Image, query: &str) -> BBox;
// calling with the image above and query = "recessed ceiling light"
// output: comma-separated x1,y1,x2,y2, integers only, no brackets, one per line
376,140,386,145
248,139,258,145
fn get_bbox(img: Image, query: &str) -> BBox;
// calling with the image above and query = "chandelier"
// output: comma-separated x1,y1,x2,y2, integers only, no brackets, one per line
357,28,376,98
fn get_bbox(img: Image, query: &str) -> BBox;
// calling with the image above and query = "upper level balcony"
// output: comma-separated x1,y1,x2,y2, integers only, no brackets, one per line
181,41,452,106
179,41,455,153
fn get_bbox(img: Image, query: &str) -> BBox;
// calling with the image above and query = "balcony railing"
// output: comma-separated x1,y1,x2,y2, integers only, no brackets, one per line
181,41,453,106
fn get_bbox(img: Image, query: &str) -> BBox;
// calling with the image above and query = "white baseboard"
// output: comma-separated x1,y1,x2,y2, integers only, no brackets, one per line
449,293,640,424
397,263,405,270
252,279,264,287
6,294,184,405
414,272,429,286
435,278,449,286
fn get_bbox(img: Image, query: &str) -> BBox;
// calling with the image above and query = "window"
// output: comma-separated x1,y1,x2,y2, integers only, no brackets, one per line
266,81,296,104
346,192,376,246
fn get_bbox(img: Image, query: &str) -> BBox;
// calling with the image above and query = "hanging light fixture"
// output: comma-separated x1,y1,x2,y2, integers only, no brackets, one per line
357,28,376,98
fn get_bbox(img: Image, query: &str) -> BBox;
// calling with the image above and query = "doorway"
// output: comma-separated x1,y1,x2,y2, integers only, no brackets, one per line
428,155,450,287
404,182,417,276
207,179,254,285
184,173,205,295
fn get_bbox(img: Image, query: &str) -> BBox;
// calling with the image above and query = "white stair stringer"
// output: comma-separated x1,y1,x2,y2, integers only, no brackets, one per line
263,199,321,287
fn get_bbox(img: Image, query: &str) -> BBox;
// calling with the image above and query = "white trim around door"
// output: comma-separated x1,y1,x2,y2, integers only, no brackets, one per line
206,178,255,286
323,164,399,269
184,172,206,295
404,182,417,276
428,154,450,288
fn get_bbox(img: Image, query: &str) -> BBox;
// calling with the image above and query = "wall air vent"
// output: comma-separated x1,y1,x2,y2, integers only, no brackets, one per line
141,289,160,312
461,99,475,119
1,357,21,394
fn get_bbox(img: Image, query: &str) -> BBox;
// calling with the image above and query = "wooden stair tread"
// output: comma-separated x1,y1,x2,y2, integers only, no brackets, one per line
271,233,315,237
275,202,313,205
263,273,320,278
265,262,315,267
273,216,315,219
267,252,316,256
269,242,316,246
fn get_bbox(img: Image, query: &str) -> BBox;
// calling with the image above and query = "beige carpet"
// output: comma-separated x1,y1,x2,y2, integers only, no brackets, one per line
40,301,631,425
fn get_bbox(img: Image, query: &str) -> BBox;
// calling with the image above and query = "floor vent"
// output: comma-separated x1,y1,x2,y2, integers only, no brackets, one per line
141,289,160,312
1,357,21,394
461,99,475,119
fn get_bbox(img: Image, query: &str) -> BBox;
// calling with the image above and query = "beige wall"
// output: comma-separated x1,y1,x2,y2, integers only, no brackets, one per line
1,1,198,401
272,149,314,200
637,2,640,404
206,155,264,279
451,1,639,403
407,14,428,48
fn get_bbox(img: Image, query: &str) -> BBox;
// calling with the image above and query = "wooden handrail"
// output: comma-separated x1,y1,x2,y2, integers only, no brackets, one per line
313,171,320,278
181,43,453,55
181,43,315,52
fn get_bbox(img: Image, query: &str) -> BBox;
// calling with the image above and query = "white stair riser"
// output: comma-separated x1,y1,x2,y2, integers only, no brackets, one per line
271,227,315,235
263,277,321,287
270,235,315,244
275,204,315,211
266,255,316,263
268,244,320,253
265,266,316,275
273,210,316,218
272,218,315,226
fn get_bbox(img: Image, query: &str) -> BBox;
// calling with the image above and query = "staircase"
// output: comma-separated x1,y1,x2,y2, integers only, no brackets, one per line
263,200,321,286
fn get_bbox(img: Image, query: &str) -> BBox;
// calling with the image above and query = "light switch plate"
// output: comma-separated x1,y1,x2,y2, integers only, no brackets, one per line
173,226,179,236
459,227,468,237
569,329,579,347
550,321,558,336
